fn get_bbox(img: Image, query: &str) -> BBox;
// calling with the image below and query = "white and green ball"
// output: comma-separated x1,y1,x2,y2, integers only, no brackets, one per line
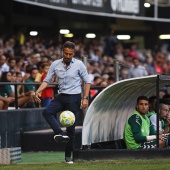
59,111,75,127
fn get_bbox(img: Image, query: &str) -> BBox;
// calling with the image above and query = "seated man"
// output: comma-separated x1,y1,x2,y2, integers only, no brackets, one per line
124,96,166,149
148,101,170,134
24,68,39,108
147,95,157,117
24,68,38,93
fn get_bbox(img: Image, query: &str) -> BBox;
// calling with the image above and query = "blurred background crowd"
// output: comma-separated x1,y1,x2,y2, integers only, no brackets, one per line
0,29,170,110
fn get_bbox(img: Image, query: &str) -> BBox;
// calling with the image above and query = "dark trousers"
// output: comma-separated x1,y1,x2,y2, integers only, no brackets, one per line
42,93,81,158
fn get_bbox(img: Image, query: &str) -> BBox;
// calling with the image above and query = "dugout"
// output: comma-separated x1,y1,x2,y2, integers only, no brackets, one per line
82,75,170,148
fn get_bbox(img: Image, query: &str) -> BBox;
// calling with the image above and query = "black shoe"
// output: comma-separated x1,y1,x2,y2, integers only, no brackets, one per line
65,157,73,164
54,134,70,143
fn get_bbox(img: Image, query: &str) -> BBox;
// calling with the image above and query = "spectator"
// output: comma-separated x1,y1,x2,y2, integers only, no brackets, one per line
90,76,102,98
162,60,170,75
102,73,109,83
24,68,39,108
15,57,25,77
9,71,17,93
107,76,114,85
24,67,38,93
128,58,148,78
23,64,35,83
124,96,166,149
34,62,43,83
119,68,128,80
127,43,144,61
0,71,33,108
41,56,49,63
103,28,117,56
16,71,33,101
114,46,125,64
41,63,54,107
0,48,4,56
16,72,24,95
99,81,108,86
0,72,13,98
0,95,15,110
30,53,41,66
8,58,16,72
143,52,156,75
0,55,9,78
127,43,138,59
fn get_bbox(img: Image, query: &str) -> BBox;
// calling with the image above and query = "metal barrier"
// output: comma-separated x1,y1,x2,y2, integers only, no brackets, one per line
0,82,106,109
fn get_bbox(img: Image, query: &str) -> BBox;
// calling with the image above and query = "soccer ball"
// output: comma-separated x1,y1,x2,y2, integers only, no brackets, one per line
59,110,75,127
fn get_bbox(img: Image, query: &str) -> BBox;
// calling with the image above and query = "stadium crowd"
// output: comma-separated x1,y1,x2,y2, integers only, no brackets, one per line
0,32,170,110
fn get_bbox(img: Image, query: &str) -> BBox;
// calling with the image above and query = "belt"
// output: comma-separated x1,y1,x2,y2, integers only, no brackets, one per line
60,93,71,96
60,93,80,96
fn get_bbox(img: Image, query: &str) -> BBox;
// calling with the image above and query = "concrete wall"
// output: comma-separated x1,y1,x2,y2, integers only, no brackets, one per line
0,108,48,148
0,108,84,149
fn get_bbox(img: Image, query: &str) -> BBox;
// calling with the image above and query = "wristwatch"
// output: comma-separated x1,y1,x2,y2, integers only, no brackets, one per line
83,96,89,100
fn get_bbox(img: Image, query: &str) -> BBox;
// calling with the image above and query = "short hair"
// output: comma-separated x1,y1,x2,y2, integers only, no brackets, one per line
26,64,35,73
30,67,38,74
108,76,114,81
160,98,170,105
163,94,170,99
8,57,16,63
93,76,101,82
159,103,165,110
16,72,22,77
133,58,140,62
16,57,22,64
63,41,75,50
137,96,149,104
36,61,44,70
149,96,156,104
41,63,50,69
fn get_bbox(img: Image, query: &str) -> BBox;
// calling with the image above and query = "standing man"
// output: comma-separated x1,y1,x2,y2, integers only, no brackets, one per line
124,96,166,149
34,41,91,164
128,58,148,78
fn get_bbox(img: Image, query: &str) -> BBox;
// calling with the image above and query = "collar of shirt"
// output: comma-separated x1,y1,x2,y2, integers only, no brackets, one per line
61,57,75,64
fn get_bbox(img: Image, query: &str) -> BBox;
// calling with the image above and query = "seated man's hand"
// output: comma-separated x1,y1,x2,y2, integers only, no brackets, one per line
6,97,15,103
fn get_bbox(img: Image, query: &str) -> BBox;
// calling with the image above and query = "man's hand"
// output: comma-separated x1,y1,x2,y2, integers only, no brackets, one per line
160,134,169,142
80,99,88,110
34,92,41,103
6,97,15,103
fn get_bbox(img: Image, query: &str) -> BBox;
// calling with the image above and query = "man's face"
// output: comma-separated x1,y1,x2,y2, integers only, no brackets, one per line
137,100,149,115
160,104,169,120
62,48,75,65
31,69,38,79
0,55,6,66
133,59,140,67
149,99,157,111
43,66,50,74
9,59,16,69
